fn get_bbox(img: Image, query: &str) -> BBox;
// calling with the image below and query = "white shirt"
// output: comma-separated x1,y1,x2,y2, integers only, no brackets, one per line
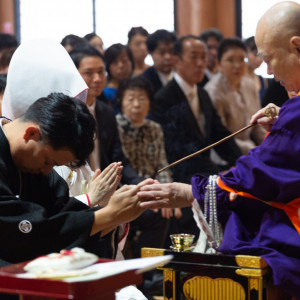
157,70,174,86
88,100,101,171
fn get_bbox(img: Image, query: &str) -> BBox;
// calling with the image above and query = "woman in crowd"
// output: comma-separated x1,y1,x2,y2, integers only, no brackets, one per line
204,37,266,155
127,26,150,76
84,32,105,55
116,76,172,184
244,36,269,103
116,76,181,264
103,43,133,113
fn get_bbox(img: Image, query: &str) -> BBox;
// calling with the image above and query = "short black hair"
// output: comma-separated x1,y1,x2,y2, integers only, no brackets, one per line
0,47,16,71
0,73,7,94
61,34,86,49
0,33,18,52
173,35,202,58
146,29,177,52
83,32,98,41
103,43,134,81
217,37,247,62
128,27,149,43
199,28,224,43
244,36,257,53
116,77,153,112
22,92,97,167
69,43,104,69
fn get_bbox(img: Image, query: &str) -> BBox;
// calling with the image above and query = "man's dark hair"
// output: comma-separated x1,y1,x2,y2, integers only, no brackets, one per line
22,92,96,167
173,35,202,59
61,34,86,50
128,27,149,43
244,36,257,53
199,28,224,43
0,33,18,52
69,43,104,68
116,76,153,112
0,73,7,94
103,43,134,81
146,29,177,52
217,37,247,61
0,47,16,71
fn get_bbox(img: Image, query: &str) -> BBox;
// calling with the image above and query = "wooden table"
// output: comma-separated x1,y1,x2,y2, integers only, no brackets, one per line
142,248,272,300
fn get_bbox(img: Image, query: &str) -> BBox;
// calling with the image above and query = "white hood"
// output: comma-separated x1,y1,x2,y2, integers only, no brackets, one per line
2,38,88,120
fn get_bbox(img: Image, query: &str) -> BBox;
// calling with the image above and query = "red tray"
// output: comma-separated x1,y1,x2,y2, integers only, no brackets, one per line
0,259,143,300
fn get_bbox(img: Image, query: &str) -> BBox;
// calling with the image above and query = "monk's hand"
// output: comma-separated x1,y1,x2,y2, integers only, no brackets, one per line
137,182,194,209
250,103,280,132
106,178,156,224
88,162,122,207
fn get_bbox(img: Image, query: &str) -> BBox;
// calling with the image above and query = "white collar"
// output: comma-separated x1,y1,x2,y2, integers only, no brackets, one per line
157,70,174,86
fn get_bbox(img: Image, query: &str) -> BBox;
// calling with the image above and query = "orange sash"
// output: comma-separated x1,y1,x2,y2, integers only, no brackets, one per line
217,176,300,235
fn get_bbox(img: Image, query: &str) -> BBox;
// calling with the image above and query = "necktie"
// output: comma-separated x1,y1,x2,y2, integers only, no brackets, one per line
188,90,205,134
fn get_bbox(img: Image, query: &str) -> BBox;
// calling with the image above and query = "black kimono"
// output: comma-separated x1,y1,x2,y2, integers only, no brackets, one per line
0,124,117,267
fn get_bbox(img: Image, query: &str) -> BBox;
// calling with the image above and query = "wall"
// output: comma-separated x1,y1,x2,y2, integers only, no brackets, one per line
0,0,15,34
175,0,238,37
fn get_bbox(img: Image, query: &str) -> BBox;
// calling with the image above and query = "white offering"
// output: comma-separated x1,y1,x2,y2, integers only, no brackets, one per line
24,247,98,276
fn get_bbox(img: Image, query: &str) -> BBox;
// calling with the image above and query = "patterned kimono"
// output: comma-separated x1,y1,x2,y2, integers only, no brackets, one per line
192,95,300,298
116,114,172,183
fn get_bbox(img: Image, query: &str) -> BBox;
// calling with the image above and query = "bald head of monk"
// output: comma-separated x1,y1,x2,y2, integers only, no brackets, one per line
255,1,300,93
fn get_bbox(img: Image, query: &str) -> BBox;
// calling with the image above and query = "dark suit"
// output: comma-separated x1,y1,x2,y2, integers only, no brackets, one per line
94,99,142,184
262,78,289,107
198,73,210,88
150,79,242,183
140,66,164,95
149,78,242,239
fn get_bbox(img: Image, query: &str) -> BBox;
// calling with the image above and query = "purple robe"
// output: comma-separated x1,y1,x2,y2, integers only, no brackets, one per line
191,96,300,298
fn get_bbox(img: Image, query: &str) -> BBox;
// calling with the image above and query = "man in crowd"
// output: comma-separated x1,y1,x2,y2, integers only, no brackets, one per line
69,44,142,184
199,28,224,87
139,2,300,298
149,35,241,237
69,43,170,256
0,33,18,59
140,29,177,95
150,35,241,183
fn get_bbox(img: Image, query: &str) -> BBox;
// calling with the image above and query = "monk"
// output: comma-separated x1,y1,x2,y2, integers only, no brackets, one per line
137,1,300,298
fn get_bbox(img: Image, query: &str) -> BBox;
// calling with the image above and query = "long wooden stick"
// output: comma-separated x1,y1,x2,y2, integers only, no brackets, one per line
157,105,277,175
157,123,255,174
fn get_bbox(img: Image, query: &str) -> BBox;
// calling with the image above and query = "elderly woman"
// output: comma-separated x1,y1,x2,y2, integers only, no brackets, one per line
116,76,181,262
116,76,172,183
204,37,266,155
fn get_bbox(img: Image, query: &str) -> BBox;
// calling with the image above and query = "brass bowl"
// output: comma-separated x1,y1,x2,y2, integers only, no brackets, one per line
170,233,195,251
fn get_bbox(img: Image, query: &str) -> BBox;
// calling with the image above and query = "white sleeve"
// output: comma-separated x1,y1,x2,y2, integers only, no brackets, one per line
75,194,90,207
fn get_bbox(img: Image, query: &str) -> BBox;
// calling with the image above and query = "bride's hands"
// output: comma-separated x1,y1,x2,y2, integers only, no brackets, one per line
88,162,123,207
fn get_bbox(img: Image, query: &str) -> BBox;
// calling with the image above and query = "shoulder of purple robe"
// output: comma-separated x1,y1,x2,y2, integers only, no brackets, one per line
220,96,300,203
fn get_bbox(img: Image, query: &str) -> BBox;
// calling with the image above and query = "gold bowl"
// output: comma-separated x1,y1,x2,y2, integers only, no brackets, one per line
170,233,195,251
